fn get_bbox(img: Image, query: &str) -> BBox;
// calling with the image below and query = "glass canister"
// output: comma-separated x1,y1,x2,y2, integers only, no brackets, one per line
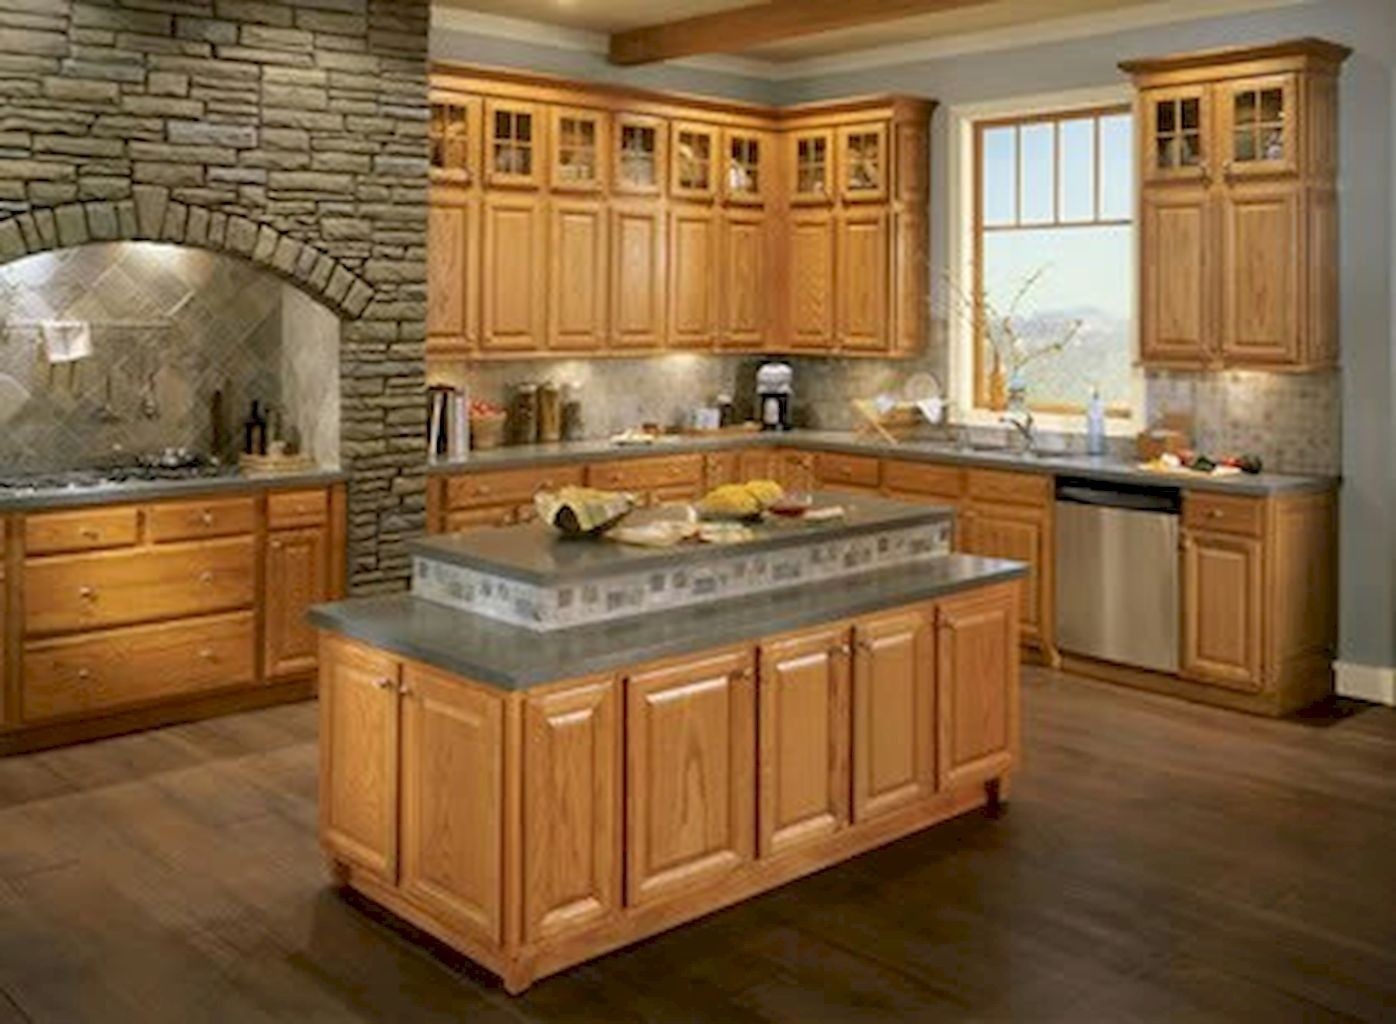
537,381,561,443
510,382,539,445
560,381,583,441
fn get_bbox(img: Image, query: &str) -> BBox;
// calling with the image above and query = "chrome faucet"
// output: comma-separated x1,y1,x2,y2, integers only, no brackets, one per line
1000,410,1036,454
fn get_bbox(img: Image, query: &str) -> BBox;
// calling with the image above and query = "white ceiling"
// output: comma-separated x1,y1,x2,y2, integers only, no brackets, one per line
433,0,1311,74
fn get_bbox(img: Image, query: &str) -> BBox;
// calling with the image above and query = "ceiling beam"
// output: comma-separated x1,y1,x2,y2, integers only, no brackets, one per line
609,0,994,66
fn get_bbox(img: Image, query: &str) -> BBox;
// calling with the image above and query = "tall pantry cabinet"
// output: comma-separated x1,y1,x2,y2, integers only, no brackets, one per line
1123,39,1350,371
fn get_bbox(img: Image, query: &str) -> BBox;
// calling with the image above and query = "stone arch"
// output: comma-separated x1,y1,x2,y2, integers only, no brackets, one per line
0,190,376,321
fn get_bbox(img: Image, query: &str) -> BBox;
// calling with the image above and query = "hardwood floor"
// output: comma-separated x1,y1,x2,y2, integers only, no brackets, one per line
0,669,1392,1022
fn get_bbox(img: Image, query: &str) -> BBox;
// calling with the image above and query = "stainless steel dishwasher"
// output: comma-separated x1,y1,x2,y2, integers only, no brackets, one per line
1055,477,1181,674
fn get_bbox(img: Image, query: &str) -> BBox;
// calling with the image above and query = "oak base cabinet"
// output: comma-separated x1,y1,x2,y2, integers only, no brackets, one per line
319,579,1021,994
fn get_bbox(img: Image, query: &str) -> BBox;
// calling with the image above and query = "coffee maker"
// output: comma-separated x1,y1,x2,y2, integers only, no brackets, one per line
756,362,793,432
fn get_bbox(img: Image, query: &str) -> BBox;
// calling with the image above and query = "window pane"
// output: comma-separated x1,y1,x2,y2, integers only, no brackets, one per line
1019,123,1055,224
1059,118,1095,222
981,127,1016,226
1098,114,1133,221
981,225,1134,410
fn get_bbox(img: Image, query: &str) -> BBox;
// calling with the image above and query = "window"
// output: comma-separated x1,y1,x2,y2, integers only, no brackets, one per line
969,105,1135,417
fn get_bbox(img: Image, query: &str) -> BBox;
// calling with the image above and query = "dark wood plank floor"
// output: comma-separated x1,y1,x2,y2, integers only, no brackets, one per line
1,669,1393,1023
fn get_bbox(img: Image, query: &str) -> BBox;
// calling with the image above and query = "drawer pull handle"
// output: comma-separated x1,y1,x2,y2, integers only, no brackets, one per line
1207,508,1224,519
78,585,96,600
198,648,215,661
199,571,214,584
200,511,214,526
80,528,101,540
77,668,91,681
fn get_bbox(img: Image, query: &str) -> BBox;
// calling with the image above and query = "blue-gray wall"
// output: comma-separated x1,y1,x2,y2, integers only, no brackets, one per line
431,0,1396,671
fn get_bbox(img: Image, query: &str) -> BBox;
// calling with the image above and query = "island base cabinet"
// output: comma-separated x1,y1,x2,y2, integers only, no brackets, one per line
936,585,1020,792
625,648,756,907
318,579,1021,994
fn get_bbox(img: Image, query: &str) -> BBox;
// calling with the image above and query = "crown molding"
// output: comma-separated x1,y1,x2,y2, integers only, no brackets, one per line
431,0,1312,83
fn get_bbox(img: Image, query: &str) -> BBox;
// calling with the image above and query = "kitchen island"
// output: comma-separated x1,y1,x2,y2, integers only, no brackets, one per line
311,494,1026,993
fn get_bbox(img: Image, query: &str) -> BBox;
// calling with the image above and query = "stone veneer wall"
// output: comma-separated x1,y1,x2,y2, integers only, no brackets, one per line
0,0,429,593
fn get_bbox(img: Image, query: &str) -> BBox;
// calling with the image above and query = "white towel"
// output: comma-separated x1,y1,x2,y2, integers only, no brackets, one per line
39,321,93,364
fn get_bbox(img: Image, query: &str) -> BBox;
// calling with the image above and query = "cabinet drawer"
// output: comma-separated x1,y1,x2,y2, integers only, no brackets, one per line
1184,493,1264,538
25,537,255,637
444,505,518,533
25,507,139,556
588,455,704,492
22,611,255,722
146,496,255,543
966,469,1051,506
446,465,584,510
883,460,964,499
267,489,328,529
815,452,881,490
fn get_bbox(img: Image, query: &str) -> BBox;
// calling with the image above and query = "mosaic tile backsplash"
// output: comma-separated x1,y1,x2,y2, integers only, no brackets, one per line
0,243,340,472
414,520,953,632
436,345,1341,476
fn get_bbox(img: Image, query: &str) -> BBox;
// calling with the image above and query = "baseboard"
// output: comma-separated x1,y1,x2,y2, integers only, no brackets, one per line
1334,662,1396,706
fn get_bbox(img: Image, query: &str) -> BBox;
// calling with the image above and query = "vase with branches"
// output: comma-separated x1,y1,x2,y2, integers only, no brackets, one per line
941,265,1084,412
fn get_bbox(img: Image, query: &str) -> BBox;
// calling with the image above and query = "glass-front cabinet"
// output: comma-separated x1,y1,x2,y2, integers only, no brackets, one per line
1218,74,1296,176
838,122,888,202
485,99,542,188
550,107,606,191
614,113,666,195
671,121,718,200
721,129,766,204
429,95,480,184
1143,86,1209,181
790,130,833,203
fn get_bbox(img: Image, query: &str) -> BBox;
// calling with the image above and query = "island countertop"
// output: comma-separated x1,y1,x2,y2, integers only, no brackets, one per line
411,492,953,586
311,554,1025,688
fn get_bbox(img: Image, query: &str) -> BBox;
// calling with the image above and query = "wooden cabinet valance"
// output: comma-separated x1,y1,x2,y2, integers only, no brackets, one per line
427,67,934,361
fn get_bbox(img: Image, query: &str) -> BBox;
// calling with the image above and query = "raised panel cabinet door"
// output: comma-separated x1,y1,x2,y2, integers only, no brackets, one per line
1140,85,1211,183
1219,182,1301,366
549,199,609,351
319,637,400,884
851,609,933,823
481,194,547,352
426,195,478,355
1182,530,1264,692
936,585,1018,791
523,676,621,943
758,625,851,857
738,449,775,481
788,210,836,350
610,203,666,350
719,210,767,349
962,503,1048,647
668,207,717,349
837,208,890,351
1140,187,1214,366
399,664,505,946
625,647,755,907
265,525,328,679
776,450,816,492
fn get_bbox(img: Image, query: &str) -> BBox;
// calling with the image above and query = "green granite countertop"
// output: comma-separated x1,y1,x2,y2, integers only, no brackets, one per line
427,430,1335,496
412,492,952,585
312,554,1025,689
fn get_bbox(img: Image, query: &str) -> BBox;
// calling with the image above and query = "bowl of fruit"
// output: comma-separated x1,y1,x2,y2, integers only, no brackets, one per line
469,400,507,450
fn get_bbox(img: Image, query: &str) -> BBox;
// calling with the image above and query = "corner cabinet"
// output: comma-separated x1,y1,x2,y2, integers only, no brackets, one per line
425,67,934,361
1123,38,1350,371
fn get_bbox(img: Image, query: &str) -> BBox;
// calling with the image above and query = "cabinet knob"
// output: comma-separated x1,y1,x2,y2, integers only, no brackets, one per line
77,667,91,681
80,527,101,540
731,667,752,683
830,643,852,658
271,539,283,551
398,683,413,697
199,570,214,584
856,638,875,654
373,677,395,691
1207,508,1224,519
198,648,215,661
78,585,96,600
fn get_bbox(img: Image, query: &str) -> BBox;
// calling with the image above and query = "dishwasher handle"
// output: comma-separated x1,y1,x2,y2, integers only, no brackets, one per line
1054,477,1182,515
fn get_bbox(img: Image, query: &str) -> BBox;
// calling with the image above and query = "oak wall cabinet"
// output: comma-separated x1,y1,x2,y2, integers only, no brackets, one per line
427,67,934,360
1123,39,1349,371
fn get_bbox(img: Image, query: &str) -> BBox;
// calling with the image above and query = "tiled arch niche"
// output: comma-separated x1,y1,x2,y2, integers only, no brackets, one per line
0,0,431,593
